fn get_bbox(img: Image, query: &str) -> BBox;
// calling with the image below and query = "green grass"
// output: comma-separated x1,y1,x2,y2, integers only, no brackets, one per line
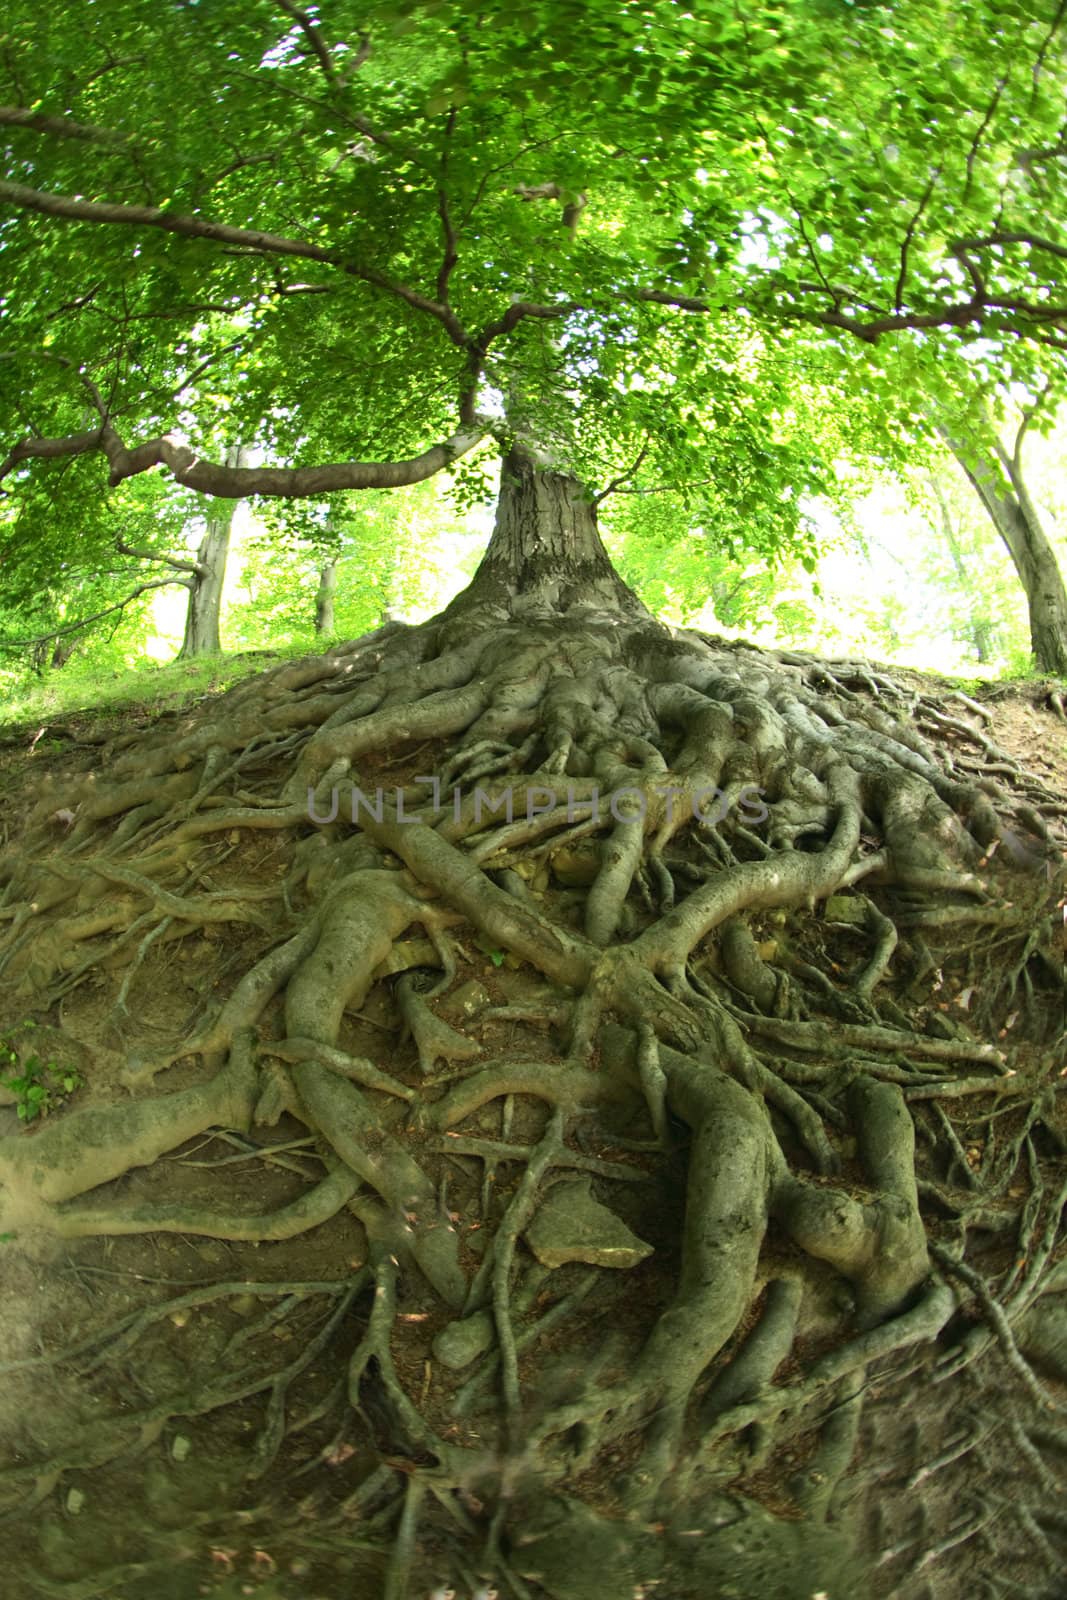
0,640,322,735
1,629,1052,745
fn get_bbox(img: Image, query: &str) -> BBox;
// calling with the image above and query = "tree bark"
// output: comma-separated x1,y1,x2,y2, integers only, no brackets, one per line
945,427,1067,676
444,443,649,621
178,444,247,659
314,558,338,635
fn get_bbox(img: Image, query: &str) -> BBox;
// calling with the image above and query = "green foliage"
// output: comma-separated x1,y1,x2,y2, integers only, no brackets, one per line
0,468,201,680
908,468,1031,668
0,1024,83,1124
0,0,1065,680
228,473,488,647
2,0,1066,521
473,934,509,968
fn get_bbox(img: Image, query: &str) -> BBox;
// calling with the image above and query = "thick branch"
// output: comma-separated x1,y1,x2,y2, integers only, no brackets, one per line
0,179,470,346
0,106,127,145
1,420,487,498
6,174,1063,368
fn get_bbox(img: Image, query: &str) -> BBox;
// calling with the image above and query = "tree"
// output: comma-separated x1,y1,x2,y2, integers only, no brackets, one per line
175,444,249,657
0,467,202,672
942,397,1067,675
920,465,1031,667
314,556,339,635
1,5,1066,1597
230,478,478,646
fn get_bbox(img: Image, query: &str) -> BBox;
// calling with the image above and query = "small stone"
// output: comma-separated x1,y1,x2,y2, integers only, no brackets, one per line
170,1435,192,1462
525,1178,653,1270
432,1310,495,1370
550,841,600,886
443,979,490,1020
824,895,866,924
228,830,241,844
65,1488,85,1516
229,1293,258,1316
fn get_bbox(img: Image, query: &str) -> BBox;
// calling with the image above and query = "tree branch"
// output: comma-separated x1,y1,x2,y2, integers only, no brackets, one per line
0,577,189,653
951,231,1067,262
1016,132,1067,175
0,106,127,145
436,107,460,306
115,538,203,576
1010,378,1055,475
1030,0,1067,108
514,180,587,237
0,429,102,480
275,0,338,87
472,298,575,356
895,165,942,311
1,420,488,499
0,179,470,347
591,438,651,506
962,78,1007,205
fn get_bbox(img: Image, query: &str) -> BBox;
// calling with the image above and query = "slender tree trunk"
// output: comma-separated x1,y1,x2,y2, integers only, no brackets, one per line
314,558,338,636
178,444,247,660
50,638,77,670
446,442,648,620
945,430,1067,676
30,636,76,673
378,543,400,626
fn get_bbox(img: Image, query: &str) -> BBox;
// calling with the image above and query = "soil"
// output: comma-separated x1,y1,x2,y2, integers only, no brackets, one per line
0,660,1064,1600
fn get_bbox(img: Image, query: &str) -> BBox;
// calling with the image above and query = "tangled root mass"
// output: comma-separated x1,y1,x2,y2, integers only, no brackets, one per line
0,601,1064,1600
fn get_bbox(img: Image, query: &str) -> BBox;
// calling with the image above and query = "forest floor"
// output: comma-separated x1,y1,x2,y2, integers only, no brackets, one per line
0,652,1063,1600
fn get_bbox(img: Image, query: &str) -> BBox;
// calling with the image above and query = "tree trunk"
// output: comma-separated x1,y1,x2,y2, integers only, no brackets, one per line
50,637,77,670
314,558,338,635
178,444,247,660
445,442,649,620
946,431,1067,676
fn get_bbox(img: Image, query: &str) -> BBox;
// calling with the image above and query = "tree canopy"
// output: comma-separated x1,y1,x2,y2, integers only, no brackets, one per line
2,0,1066,550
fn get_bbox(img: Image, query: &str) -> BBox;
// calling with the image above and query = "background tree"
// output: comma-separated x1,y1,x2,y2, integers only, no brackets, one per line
174,443,249,658
0,468,199,667
941,391,1067,674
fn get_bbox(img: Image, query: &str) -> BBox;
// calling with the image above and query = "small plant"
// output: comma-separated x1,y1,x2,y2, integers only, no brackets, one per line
0,1025,83,1123
473,934,507,968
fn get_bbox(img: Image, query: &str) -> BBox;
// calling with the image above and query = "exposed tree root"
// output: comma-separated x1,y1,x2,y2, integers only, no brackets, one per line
1,609,1064,1597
